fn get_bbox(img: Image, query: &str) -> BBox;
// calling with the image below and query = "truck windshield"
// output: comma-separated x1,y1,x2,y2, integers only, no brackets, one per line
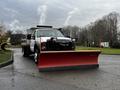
37,29,64,37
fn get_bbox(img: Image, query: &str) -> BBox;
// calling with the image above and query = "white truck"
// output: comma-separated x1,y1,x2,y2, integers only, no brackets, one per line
22,26,75,63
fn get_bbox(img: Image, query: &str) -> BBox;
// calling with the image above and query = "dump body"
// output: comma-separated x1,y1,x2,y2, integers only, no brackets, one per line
38,50,101,71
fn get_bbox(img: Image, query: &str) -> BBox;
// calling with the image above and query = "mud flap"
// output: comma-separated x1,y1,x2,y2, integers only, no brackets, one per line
37,50,101,71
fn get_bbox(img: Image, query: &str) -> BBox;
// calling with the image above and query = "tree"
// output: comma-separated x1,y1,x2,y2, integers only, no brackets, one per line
104,12,119,47
61,12,120,48
0,24,7,43
62,25,79,39
84,12,120,47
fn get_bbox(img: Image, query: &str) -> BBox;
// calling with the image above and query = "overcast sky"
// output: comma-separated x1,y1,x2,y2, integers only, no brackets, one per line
0,0,120,32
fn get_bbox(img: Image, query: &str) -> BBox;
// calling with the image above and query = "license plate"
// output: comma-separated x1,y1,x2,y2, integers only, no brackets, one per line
60,43,69,46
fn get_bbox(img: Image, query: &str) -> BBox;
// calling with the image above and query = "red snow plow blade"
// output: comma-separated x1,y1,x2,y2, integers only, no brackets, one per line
37,50,101,71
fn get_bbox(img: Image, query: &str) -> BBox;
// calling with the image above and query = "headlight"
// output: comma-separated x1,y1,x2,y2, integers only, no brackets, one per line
72,39,75,42
41,42,46,50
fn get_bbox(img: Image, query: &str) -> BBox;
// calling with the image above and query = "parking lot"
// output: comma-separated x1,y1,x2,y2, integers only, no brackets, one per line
0,48,120,90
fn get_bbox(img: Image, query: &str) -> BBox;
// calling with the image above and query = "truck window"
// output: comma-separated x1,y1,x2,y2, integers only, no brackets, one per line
37,29,64,37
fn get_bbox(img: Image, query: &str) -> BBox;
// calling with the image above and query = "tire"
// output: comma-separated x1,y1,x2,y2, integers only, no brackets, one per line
68,42,75,50
72,45,75,50
23,51,28,57
34,46,40,64
23,46,29,57
1,43,7,50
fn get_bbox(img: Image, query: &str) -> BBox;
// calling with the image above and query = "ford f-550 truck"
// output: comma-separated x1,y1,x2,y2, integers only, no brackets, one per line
22,25,101,71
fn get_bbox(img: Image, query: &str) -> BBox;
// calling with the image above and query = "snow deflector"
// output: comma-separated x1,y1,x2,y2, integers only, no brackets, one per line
37,50,101,71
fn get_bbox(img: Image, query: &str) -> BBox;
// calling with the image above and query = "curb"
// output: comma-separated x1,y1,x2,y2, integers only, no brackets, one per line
101,53,120,55
0,50,14,68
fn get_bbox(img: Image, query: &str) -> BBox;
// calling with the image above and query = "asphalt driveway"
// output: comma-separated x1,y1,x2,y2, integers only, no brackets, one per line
0,48,120,90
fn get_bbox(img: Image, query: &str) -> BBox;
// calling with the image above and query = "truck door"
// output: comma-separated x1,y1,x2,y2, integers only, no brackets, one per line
30,31,36,52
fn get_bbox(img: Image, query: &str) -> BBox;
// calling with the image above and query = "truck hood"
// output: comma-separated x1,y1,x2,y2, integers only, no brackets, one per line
36,37,72,43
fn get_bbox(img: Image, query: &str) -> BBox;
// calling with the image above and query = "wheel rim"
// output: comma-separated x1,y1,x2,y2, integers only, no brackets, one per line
34,52,38,63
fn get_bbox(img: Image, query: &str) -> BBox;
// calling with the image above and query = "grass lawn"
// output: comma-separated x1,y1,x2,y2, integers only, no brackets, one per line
0,50,11,63
76,46,120,55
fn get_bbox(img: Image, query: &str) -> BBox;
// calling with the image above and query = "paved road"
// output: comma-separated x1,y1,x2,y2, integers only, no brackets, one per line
0,48,120,90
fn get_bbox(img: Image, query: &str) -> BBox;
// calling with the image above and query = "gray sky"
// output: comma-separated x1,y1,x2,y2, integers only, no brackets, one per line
0,0,120,32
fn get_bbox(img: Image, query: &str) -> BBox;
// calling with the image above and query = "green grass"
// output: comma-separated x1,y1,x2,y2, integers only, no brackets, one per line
76,46,120,55
0,50,11,63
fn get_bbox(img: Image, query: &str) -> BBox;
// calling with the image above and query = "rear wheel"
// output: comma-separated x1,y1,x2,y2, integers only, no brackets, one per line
23,46,30,57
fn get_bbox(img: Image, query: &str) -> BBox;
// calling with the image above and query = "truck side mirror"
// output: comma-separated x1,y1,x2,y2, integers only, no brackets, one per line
27,34,31,40
72,39,76,42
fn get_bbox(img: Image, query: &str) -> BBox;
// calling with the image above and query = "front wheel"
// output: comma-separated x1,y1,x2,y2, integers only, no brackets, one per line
34,49,40,64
